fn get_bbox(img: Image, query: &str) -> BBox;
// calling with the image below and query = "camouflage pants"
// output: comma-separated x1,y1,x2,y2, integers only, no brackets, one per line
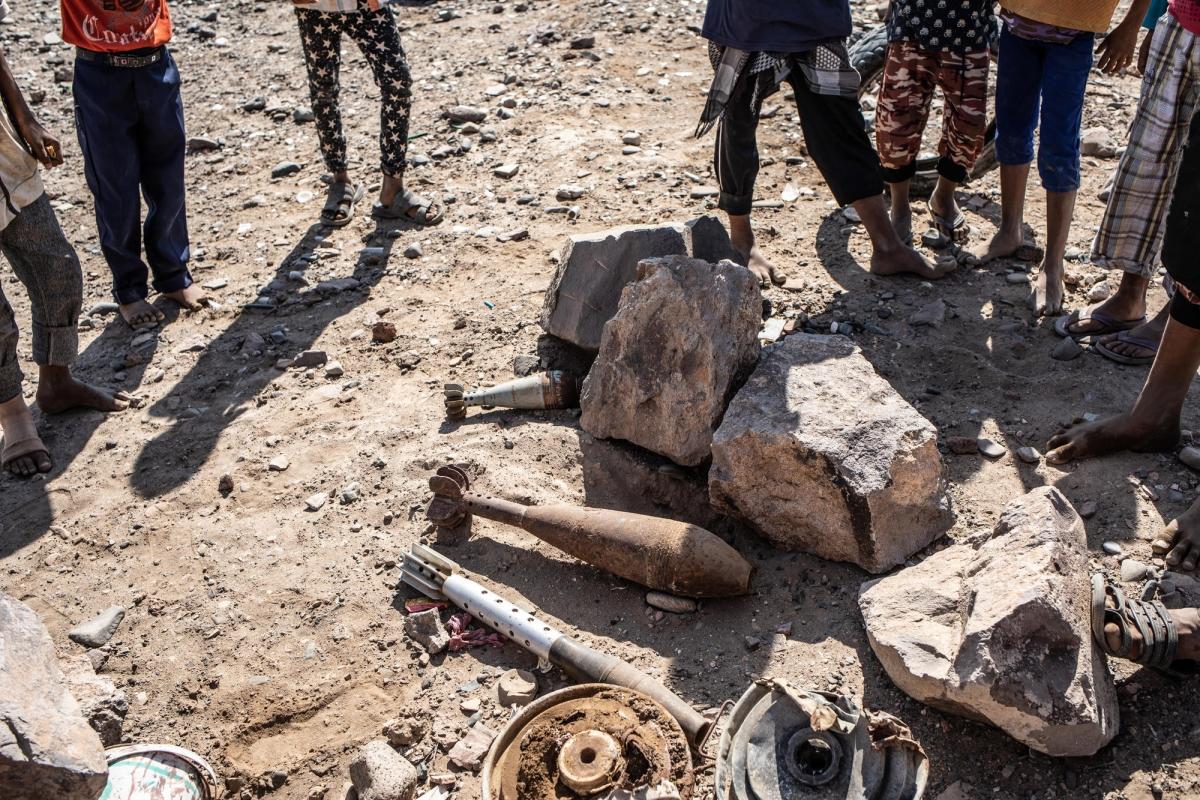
875,42,989,184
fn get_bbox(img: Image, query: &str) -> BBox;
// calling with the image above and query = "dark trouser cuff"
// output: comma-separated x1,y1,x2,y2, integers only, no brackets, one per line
151,269,193,296
1170,291,1200,331
718,191,754,216
937,156,969,184
882,161,918,184
32,322,77,367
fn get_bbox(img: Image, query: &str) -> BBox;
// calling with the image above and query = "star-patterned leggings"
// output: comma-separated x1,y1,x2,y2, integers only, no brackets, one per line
295,6,412,178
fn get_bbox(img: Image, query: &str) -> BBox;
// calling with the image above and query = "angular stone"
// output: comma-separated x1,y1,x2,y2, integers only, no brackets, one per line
447,725,497,771
496,669,538,707
403,609,449,654
67,606,125,648
580,256,761,466
541,216,739,351
711,334,952,573
0,594,108,800
349,740,417,800
858,487,1118,757
58,652,128,748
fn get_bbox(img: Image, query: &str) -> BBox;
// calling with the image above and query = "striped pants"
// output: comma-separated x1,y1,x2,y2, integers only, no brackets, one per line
1091,13,1200,279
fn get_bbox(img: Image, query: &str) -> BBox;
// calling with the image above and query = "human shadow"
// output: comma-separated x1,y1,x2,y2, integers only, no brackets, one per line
129,217,401,498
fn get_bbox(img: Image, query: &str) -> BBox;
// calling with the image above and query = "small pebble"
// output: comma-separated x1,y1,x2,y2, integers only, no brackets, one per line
1103,541,1123,556
977,439,1006,459
1179,446,1200,470
1016,446,1041,464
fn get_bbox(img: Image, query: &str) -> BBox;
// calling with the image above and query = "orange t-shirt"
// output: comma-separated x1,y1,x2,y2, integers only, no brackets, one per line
60,0,172,52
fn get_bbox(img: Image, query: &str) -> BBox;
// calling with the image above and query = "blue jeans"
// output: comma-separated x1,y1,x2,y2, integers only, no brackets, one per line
994,27,1095,193
73,49,192,305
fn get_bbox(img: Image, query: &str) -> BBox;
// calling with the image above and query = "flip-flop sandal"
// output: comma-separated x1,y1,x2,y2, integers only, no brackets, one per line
372,189,445,226
1091,574,1198,677
1095,331,1159,366
321,182,365,228
927,203,969,246
2,434,49,474
1054,308,1147,339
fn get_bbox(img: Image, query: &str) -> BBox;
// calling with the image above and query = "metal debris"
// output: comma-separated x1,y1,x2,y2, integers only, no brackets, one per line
444,371,579,419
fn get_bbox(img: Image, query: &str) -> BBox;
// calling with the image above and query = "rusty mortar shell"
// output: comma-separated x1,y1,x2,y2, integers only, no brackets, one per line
425,466,753,598
443,371,579,420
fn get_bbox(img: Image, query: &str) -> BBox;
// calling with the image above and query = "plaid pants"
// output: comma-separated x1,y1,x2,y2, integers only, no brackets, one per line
1091,13,1200,279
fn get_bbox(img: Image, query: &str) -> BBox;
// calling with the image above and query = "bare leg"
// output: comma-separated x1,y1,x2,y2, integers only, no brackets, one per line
35,365,130,415
1045,315,1200,463
855,195,950,280
888,180,913,244
1032,189,1076,317
928,175,966,243
728,212,784,286
974,162,1030,263
0,393,49,476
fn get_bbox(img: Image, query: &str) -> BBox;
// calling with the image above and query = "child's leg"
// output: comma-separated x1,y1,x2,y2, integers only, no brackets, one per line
874,41,938,243
1033,34,1095,316
977,28,1043,263
714,68,783,285
931,48,990,242
296,8,349,181
72,60,159,328
136,51,201,311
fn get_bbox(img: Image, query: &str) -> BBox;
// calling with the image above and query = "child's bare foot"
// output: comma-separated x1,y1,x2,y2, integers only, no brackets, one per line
0,400,50,476
1045,412,1180,464
972,228,1024,264
1032,265,1065,317
119,299,164,329
735,244,785,287
163,283,207,311
35,367,131,415
1153,498,1200,573
869,243,953,281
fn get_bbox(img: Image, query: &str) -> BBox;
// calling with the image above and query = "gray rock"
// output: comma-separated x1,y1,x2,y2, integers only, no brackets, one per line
0,593,108,800
569,34,596,49
1102,541,1123,556
513,355,540,376
305,492,328,512
349,740,417,800
1179,445,1200,470
291,350,328,369
67,606,125,649
58,653,128,747
977,439,1007,459
1052,337,1083,361
1016,446,1041,464
711,334,952,573
859,487,1118,757
541,216,739,350
580,256,761,466
908,299,946,328
1120,559,1154,582
271,161,302,179
403,609,449,654
556,185,587,201
444,105,487,124
493,163,520,179
186,136,220,152
496,669,538,707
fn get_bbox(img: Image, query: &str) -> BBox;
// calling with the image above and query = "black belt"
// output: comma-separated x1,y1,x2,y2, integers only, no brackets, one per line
75,46,164,68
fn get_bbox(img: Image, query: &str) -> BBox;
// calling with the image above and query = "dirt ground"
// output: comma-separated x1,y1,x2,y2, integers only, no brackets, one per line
2,1,1199,798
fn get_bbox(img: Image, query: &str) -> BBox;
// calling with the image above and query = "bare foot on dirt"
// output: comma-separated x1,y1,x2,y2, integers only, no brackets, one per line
736,244,785,287
1045,412,1180,464
119,299,164,329
0,403,50,477
164,284,207,311
1032,265,1065,317
1153,498,1200,573
972,228,1024,264
869,243,952,281
35,368,131,415
1104,595,1200,662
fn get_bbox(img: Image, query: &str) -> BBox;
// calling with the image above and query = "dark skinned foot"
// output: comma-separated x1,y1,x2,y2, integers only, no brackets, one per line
0,409,51,477
1045,413,1180,464
119,299,164,330
36,376,131,415
1105,595,1200,662
1153,497,1200,574
869,243,953,281
1032,264,1065,318
1095,304,1169,361
972,228,1024,264
163,284,207,311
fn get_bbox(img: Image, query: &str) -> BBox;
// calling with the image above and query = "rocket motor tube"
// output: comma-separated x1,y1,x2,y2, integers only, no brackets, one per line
458,495,753,599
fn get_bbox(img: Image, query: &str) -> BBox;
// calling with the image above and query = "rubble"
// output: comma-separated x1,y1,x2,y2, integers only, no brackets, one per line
859,487,1118,757
540,217,740,351
448,724,497,771
497,669,538,707
403,608,450,654
67,605,125,648
710,334,952,573
0,593,108,800
580,255,760,466
58,652,128,747
349,740,418,800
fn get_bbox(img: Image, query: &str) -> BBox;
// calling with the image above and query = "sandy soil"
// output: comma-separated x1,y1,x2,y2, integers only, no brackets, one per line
2,1,1198,799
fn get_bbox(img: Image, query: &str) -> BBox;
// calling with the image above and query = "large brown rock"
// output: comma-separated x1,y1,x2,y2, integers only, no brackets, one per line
0,593,108,800
579,256,760,467
709,334,951,572
541,216,739,351
858,487,1119,757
